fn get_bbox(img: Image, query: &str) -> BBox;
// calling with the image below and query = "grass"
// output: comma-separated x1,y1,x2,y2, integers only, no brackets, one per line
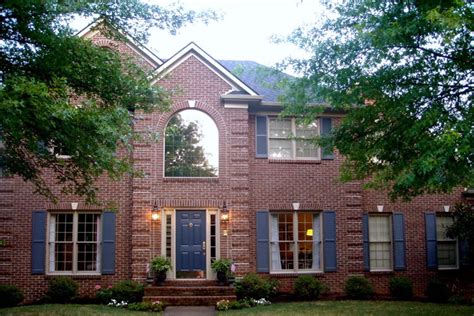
0,304,157,315
218,300,474,316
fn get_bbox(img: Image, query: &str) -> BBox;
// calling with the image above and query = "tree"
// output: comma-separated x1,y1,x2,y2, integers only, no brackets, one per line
446,203,474,262
280,0,473,200
165,114,217,177
0,1,217,203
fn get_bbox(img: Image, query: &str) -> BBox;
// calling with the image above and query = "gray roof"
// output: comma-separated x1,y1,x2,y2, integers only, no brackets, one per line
219,60,292,102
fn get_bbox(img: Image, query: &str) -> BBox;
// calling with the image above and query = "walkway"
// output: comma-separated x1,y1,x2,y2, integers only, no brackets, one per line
164,306,216,316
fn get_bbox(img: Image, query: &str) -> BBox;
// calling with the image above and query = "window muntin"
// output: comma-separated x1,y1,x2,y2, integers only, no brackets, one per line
436,216,458,269
368,215,392,271
268,118,320,160
48,213,100,274
270,212,322,272
164,109,218,177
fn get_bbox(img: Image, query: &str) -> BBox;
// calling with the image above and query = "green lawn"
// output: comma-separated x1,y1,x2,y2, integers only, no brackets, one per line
0,304,157,315
218,301,474,316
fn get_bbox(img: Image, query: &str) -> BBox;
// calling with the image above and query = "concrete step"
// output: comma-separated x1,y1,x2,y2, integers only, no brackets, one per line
162,280,219,287
145,286,235,296
144,295,236,306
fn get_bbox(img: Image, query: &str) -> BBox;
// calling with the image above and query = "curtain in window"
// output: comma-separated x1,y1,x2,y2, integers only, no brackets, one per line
312,214,321,270
49,215,56,272
270,214,282,270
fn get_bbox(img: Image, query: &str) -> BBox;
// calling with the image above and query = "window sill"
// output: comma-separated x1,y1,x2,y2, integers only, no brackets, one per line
269,270,324,276
163,177,219,183
438,267,459,271
369,270,394,275
268,159,321,164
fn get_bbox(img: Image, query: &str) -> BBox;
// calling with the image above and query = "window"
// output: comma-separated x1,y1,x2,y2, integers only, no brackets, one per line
270,212,322,272
368,215,392,271
436,215,458,269
268,118,320,160
164,109,218,177
48,213,101,274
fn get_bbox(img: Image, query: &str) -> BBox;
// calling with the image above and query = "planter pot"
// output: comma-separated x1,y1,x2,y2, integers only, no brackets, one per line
154,271,167,286
216,271,228,285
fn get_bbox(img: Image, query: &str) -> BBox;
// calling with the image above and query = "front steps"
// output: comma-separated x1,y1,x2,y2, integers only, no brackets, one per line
143,280,236,306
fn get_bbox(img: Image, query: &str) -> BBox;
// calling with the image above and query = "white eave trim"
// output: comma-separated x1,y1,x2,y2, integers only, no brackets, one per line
151,42,259,96
76,19,163,67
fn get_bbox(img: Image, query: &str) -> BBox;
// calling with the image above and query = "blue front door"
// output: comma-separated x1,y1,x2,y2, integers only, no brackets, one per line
176,211,206,278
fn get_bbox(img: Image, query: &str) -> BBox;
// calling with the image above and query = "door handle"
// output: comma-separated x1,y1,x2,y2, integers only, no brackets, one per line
202,241,206,251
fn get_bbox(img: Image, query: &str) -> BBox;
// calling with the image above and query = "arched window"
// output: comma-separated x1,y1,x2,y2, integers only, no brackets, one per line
164,109,218,177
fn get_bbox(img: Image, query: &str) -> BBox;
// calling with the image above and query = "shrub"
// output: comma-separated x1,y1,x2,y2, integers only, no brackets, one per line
344,276,374,300
293,275,324,300
0,284,24,307
127,301,164,312
234,273,278,300
229,300,243,310
216,299,230,311
110,280,144,304
389,276,413,300
47,277,78,303
425,278,450,303
96,288,113,305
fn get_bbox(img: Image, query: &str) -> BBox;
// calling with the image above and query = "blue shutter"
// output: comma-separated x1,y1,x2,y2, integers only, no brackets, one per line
459,240,471,267
425,213,438,269
323,210,337,272
255,116,268,158
101,211,116,275
362,213,370,271
321,117,334,160
392,213,406,270
32,210,46,274
256,210,269,272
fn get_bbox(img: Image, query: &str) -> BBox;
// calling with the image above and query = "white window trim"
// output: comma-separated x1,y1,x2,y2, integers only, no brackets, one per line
267,117,321,160
436,215,459,270
46,212,101,276
269,211,323,274
368,214,393,272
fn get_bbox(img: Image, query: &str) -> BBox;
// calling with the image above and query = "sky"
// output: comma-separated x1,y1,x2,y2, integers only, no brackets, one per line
73,0,323,69
146,0,321,67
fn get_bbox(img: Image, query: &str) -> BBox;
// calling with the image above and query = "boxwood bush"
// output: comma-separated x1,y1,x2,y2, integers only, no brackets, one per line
0,284,24,307
110,280,144,303
46,276,78,303
344,276,374,300
425,278,450,303
235,274,278,300
389,276,413,300
293,275,325,300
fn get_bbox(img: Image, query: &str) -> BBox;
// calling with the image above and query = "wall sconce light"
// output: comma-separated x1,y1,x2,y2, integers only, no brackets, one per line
151,200,160,221
292,202,300,211
444,205,450,213
71,202,78,210
377,205,384,212
306,229,313,237
221,200,229,221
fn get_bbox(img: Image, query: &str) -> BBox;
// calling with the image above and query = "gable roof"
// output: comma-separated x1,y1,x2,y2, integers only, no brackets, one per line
219,60,292,102
76,19,163,68
151,42,259,96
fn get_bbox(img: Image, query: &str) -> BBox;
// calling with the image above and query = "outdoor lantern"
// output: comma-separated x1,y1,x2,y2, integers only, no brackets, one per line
306,229,314,237
444,205,450,213
292,202,300,211
151,200,160,221
377,205,384,212
221,200,229,221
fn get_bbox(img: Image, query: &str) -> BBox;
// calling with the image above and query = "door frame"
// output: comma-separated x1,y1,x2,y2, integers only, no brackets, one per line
160,208,220,280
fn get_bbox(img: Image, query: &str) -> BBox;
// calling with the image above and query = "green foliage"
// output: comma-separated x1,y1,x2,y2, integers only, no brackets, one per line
109,280,144,304
127,301,164,312
216,299,231,311
281,0,473,201
389,276,413,300
0,284,24,307
235,274,278,300
150,256,172,273
211,258,233,275
293,275,325,301
425,278,450,303
46,276,79,303
96,288,113,305
344,276,374,300
0,1,217,203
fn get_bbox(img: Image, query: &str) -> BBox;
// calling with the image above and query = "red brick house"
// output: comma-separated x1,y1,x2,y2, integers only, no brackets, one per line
0,21,471,303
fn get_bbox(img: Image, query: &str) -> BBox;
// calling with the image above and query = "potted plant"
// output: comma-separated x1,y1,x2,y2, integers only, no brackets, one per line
150,256,172,285
211,259,233,285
